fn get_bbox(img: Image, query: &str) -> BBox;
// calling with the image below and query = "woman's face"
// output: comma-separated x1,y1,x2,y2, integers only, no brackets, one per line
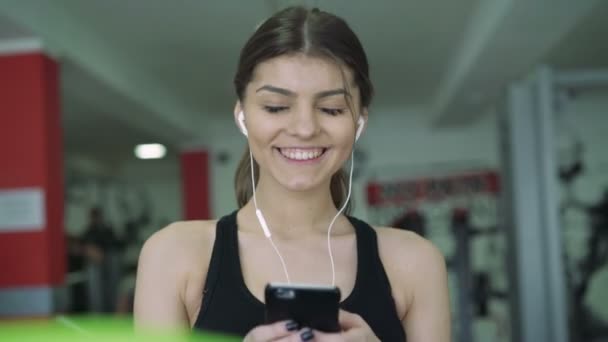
236,53,367,193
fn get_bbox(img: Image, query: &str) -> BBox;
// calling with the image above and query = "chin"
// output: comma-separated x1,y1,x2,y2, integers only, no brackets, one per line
280,177,322,192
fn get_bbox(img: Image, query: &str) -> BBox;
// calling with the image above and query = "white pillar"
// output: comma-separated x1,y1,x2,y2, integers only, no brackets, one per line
500,66,568,342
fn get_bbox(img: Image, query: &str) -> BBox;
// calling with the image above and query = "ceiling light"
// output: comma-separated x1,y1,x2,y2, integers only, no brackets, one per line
134,144,166,159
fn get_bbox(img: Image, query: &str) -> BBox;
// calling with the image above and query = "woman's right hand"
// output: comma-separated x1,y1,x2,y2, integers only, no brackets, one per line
244,320,315,341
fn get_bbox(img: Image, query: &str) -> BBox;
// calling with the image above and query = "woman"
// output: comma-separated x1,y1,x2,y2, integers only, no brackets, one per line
134,6,450,342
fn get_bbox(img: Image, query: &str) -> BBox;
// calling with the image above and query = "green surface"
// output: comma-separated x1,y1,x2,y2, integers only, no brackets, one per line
0,315,240,342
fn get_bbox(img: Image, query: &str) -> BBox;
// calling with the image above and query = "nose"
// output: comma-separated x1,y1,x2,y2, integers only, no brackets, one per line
287,107,320,139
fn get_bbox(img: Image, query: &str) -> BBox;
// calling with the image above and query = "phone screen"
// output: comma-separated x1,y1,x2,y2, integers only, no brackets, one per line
264,283,341,332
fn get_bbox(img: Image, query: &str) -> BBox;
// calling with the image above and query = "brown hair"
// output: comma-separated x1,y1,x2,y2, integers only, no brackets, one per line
233,6,374,213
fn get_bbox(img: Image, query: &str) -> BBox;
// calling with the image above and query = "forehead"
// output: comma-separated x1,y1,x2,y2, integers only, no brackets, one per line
249,54,356,93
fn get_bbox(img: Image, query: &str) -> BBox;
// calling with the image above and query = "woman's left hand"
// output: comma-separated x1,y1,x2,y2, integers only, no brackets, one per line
311,310,380,341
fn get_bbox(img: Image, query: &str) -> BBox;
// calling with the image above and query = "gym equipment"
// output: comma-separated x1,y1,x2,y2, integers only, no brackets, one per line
366,168,507,341
559,147,608,341
500,66,608,342
450,208,509,342
391,209,426,237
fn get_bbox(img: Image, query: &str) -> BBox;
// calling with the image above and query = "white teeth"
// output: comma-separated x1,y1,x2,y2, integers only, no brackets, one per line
279,148,324,161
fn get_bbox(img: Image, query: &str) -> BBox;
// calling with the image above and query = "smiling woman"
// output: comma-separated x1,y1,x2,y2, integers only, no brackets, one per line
236,54,361,196
234,55,367,212
134,6,450,342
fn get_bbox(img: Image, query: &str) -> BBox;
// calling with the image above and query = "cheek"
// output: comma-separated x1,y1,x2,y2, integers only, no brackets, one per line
248,124,277,146
245,113,277,139
328,121,357,145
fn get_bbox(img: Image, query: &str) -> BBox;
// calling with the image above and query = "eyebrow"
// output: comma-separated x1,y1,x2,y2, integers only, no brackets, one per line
255,85,351,99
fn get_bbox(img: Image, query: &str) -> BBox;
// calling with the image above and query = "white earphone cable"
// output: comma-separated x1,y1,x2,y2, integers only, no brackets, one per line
327,148,355,286
250,149,292,284
247,114,358,287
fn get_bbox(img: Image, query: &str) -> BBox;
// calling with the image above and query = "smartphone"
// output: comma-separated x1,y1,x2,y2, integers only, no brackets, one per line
264,283,341,333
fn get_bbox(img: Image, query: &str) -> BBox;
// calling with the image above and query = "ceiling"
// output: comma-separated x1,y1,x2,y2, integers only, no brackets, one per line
1,0,607,167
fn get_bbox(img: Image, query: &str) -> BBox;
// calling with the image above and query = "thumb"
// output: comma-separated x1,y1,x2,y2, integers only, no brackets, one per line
338,310,364,330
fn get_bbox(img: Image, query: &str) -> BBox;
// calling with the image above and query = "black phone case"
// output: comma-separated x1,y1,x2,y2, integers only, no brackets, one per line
264,284,341,333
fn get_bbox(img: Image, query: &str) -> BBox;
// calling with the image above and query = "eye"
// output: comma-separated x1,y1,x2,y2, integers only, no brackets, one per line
320,108,345,116
264,105,288,113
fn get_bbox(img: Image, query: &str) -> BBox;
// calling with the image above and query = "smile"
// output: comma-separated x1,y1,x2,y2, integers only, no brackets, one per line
277,147,327,161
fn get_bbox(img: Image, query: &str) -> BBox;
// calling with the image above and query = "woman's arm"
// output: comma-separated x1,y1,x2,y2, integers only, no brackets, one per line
133,225,190,332
402,238,451,342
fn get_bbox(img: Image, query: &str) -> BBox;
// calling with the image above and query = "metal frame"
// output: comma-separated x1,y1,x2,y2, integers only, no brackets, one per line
555,69,608,89
453,214,473,342
501,66,608,342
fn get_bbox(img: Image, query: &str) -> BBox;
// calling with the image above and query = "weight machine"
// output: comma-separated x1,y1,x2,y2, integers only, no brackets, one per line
500,66,608,342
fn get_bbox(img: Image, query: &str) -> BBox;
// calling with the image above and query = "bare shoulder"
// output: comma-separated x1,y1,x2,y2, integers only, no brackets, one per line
373,226,447,283
140,219,218,265
372,226,448,320
373,226,451,336
134,219,219,328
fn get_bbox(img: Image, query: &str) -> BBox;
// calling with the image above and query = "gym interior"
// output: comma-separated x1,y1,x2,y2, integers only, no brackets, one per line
1,1,607,341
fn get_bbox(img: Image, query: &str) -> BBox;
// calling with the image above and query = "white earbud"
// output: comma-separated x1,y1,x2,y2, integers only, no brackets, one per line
238,111,248,137
355,117,365,142
248,112,360,286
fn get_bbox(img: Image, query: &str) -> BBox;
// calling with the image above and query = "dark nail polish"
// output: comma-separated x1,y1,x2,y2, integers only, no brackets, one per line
285,320,299,331
300,328,314,341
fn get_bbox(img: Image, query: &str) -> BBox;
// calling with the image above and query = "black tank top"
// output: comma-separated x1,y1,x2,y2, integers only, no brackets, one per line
193,211,406,341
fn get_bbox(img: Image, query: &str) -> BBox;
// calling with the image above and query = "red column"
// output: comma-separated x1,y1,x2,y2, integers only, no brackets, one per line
180,149,211,220
0,52,65,299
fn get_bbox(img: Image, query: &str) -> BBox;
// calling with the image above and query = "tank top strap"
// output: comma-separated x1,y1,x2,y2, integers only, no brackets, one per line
345,216,407,342
195,210,241,325
347,215,379,274
347,216,393,291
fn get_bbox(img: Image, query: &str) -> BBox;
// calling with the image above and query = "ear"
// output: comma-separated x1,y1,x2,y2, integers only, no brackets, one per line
355,108,369,141
233,101,243,129
234,102,248,137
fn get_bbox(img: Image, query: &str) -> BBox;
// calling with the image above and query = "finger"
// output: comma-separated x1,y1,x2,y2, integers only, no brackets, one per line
273,327,315,342
244,320,300,341
314,328,369,342
309,329,343,341
338,310,364,330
